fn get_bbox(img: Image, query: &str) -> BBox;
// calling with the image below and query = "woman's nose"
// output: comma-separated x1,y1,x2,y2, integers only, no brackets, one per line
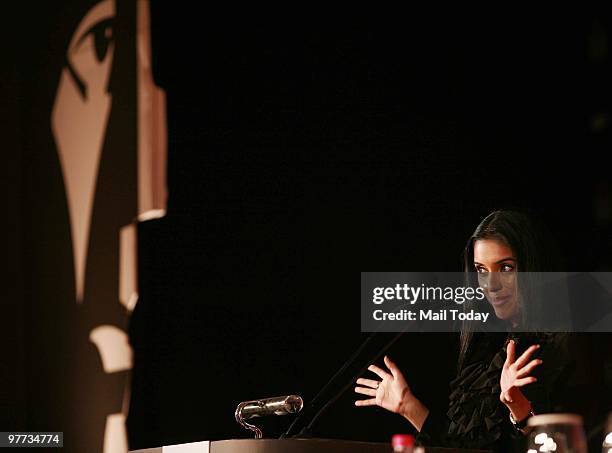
487,272,504,291
480,272,504,292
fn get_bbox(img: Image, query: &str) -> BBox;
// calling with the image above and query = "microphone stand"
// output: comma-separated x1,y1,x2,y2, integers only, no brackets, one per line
281,317,415,438
280,330,379,438
297,330,405,438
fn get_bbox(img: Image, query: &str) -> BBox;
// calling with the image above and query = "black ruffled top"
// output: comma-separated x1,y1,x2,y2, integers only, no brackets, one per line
445,334,508,446
416,332,603,453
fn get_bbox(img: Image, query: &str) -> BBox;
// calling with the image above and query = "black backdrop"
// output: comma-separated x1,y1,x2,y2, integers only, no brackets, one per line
126,9,612,449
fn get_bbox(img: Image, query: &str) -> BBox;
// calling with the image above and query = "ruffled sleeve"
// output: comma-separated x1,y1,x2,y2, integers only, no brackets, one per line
417,406,450,446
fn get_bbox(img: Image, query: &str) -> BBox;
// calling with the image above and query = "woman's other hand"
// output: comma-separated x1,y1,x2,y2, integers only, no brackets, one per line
500,340,542,421
354,355,429,431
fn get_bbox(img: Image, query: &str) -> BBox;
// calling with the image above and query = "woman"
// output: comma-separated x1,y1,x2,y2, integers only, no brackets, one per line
354,210,603,451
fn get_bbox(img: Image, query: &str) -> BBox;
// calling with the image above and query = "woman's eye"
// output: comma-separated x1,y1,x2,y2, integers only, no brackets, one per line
500,264,515,272
476,267,487,273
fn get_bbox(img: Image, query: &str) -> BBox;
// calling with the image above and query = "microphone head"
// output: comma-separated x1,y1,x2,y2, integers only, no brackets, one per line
239,395,304,420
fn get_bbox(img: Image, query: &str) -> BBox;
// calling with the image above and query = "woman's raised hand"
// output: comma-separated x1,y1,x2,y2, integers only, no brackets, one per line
354,355,430,431
500,340,542,420
354,355,412,414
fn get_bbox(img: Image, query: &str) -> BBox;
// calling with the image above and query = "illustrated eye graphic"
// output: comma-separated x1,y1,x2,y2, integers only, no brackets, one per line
65,5,115,100
81,18,114,63
52,0,115,305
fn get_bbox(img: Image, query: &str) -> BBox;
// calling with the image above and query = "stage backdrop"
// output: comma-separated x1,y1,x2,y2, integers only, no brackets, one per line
22,1,166,452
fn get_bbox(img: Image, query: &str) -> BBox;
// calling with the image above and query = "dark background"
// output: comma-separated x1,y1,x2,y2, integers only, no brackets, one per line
128,9,612,448
3,5,612,451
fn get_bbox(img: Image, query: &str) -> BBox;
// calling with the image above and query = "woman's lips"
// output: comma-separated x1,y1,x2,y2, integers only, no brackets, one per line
489,295,511,306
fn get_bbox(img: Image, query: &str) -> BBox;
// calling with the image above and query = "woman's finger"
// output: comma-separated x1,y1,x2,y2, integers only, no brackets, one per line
516,358,543,378
354,386,377,397
384,355,400,379
514,376,537,387
368,364,392,381
355,398,377,407
504,340,515,368
514,344,540,369
356,378,380,388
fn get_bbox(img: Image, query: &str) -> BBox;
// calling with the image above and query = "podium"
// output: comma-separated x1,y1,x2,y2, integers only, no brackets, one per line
130,438,490,453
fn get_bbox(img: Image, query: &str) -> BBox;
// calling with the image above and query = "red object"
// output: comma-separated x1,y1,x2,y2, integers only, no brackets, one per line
392,434,415,449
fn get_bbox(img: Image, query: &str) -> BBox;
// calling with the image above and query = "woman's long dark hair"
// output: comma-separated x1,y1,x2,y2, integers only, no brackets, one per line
458,209,563,368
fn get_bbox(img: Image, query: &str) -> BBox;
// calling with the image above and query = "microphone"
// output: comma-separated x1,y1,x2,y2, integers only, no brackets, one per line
236,395,303,438
238,395,304,419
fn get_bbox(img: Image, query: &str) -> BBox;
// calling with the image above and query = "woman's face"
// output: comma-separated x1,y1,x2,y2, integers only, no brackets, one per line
473,238,519,322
